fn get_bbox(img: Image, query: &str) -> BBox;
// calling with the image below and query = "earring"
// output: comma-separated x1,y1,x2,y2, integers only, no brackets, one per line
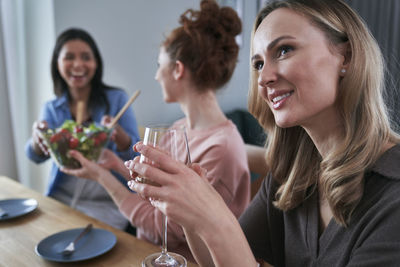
341,68,346,74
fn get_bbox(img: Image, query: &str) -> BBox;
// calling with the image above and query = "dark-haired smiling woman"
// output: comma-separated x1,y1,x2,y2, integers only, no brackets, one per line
25,28,140,231
127,0,400,266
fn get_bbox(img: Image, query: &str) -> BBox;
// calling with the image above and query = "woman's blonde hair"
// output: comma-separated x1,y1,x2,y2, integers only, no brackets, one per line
249,0,400,225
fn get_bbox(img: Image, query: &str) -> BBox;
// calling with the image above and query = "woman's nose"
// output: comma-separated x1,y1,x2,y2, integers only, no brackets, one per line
258,62,277,87
72,58,84,67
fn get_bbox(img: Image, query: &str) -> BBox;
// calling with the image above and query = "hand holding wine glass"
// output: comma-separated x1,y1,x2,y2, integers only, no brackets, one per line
128,138,253,267
137,125,190,267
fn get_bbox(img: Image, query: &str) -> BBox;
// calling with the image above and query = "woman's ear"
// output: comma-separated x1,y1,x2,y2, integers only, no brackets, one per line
173,60,185,80
339,41,351,74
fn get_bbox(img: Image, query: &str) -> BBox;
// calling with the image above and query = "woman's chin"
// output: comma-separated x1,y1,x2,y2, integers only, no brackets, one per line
274,119,296,129
163,96,177,103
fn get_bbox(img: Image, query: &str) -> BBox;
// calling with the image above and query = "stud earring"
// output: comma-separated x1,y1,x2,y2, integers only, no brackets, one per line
341,68,346,74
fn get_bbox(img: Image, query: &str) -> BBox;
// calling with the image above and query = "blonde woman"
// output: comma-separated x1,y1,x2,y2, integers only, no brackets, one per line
127,0,400,266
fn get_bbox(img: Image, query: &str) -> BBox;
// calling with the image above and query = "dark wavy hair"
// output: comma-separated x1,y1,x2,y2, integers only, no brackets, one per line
162,0,242,92
51,28,113,112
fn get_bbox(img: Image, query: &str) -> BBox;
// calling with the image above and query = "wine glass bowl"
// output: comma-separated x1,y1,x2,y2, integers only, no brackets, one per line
138,125,189,267
137,125,189,185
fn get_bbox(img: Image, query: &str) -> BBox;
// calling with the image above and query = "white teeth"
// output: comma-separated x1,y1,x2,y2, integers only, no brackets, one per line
272,92,291,103
71,72,84,76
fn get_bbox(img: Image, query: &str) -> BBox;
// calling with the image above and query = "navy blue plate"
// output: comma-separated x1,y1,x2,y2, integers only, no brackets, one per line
35,227,117,262
0,198,38,221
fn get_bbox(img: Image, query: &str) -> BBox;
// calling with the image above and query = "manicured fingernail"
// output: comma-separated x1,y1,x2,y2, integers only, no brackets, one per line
134,143,143,152
127,180,138,191
124,160,131,168
127,160,135,170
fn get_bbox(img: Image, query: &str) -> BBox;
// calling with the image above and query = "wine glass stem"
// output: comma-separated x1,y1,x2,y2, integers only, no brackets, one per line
161,214,168,255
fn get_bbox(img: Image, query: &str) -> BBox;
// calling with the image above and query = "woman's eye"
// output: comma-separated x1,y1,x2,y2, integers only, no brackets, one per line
81,53,93,61
64,54,74,60
277,45,293,58
252,61,264,71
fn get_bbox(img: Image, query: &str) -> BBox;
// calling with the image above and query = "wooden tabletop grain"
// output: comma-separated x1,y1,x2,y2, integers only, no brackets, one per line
0,176,197,267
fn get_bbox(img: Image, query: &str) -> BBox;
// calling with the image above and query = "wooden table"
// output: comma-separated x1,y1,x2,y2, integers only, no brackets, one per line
0,176,197,267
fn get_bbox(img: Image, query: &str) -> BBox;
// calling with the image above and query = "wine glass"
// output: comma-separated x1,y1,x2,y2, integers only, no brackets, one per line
138,125,190,267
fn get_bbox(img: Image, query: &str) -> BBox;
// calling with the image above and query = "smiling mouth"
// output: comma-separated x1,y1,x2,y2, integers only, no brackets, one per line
71,71,86,77
70,75,86,81
272,91,293,103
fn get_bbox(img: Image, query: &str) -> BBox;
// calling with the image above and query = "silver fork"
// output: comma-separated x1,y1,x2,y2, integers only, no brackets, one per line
0,206,7,218
61,223,93,256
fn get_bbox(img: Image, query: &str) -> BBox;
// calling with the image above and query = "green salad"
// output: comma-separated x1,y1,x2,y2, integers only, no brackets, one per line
41,120,111,169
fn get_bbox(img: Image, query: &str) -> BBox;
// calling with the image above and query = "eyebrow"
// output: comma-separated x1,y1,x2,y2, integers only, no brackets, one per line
251,35,295,61
268,35,295,50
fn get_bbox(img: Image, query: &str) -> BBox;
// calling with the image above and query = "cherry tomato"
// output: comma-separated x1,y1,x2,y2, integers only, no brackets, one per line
94,137,101,146
50,133,62,143
74,126,83,133
58,128,70,134
96,132,108,143
68,137,79,149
